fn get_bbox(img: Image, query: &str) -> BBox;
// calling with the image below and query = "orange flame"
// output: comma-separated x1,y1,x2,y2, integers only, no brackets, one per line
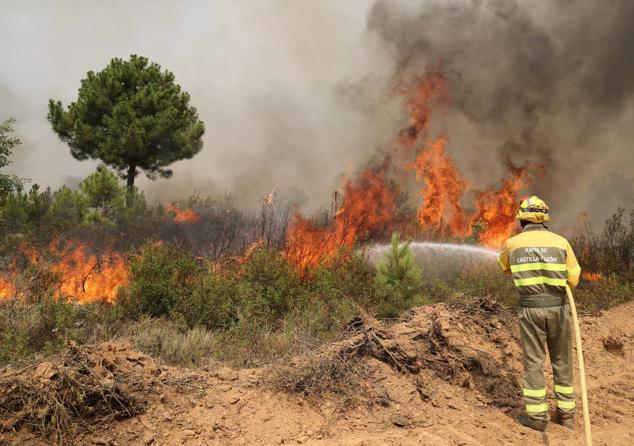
470,164,531,247
166,203,200,223
582,271,604,282
399,69,533,247
0,241,128,303
50,241,129,303
285,65,534,266
397,66,448,149
238,239,265,264
0,246,41,300
0,277,15,299
411,135,469,237
286,169,394,270
264,188,275,206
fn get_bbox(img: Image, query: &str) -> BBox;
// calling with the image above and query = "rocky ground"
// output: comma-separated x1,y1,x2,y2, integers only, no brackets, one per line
2,297,633,446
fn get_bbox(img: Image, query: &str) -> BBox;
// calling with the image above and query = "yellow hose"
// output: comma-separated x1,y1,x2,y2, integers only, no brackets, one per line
565,285,592,446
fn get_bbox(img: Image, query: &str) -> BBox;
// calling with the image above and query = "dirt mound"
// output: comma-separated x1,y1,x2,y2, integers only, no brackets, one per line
270,297,520,410
3,298,634,445
0,341,159,444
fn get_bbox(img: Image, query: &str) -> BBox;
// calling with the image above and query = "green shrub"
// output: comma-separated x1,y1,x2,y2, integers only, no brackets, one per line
574,279,634,313
46,187,85,232
422,268,517,307
284,295,356,348
373,232,423,318
240,248,305,323
311,250,375,309
212,319,296,368
79,167,124,210
0,185,52,240
186,271,247,329
117,242,204,319
0,298,118,365
181,248,305,330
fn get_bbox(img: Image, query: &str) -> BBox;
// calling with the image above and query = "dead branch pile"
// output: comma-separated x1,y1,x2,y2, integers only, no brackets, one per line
267,355,387,410
0,340,159,443
270,297,521,409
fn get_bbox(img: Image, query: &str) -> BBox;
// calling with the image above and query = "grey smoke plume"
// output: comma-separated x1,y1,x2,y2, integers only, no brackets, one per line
0,0,399,209
368,0,634,228
1,0,632,229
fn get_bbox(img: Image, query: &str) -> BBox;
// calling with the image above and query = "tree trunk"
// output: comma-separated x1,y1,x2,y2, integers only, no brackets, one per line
126,162,136,207
126,163,136,190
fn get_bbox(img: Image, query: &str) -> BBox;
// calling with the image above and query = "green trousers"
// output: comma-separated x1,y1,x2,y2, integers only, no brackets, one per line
518,305,576,421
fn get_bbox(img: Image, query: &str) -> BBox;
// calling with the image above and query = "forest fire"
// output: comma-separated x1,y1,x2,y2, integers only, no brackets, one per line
286,169,394,270
470,165,532,247
1,64,535,294
401,69,533,247
264,188,275,206
0,241,128,303
285,66,533,269
0,278,15,300
397,65,448,149
411,135,469,237
166,203,200,223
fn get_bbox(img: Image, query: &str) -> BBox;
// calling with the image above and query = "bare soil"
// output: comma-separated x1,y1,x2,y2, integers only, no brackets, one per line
2,298,634,446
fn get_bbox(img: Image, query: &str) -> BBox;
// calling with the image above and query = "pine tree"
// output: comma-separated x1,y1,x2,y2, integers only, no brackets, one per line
48,55,205,190
374,232,423,317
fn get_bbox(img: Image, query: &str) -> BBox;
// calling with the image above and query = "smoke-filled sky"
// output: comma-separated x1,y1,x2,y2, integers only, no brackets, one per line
1,0,633,229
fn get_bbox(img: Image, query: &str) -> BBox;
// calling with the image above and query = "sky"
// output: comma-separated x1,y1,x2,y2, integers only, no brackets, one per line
1,0,397,207
1,0,632,228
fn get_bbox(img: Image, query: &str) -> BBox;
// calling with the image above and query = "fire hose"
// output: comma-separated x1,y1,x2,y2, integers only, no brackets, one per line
565,285,592,446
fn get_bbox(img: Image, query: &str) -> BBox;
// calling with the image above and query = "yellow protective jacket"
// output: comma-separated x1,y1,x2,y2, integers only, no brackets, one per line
498,224,581,306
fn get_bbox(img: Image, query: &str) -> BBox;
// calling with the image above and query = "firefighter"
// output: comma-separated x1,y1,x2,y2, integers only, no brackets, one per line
498,196,581,432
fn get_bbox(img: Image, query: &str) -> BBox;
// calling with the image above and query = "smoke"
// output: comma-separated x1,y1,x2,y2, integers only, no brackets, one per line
367,0,634,228
0,0,400,209
1,0,632,228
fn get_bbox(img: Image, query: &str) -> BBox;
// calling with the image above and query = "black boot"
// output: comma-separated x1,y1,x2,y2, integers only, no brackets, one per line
554,410,574,430
516,414,548,432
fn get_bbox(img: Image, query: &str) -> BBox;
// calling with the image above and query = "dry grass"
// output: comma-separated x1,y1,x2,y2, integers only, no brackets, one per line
124,317,218,368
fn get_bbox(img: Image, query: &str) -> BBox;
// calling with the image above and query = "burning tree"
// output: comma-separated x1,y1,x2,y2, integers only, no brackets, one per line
47,55,205,190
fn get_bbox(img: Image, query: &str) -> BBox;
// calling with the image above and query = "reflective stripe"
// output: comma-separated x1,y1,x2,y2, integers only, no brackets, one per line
557,400,576,410
511,263,567,273
497,255,506,270
526,403,549,413
523,388,547,397
514,276,567,287
555,385,574,395
568,264,581,276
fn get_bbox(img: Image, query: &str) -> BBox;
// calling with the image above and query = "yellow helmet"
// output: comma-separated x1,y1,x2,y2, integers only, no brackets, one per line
516,195,550,223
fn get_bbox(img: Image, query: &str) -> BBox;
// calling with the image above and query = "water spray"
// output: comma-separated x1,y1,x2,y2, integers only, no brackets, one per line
370,241,498,256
